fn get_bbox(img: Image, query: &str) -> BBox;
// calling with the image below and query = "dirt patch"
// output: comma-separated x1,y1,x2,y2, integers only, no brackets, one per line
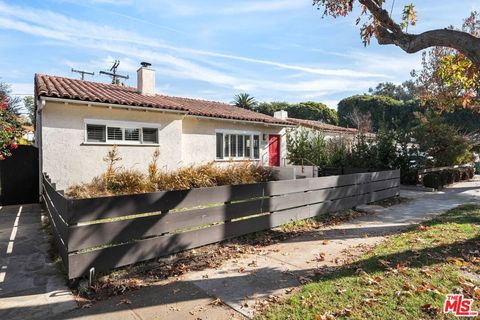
73,209,376,304
370,196,411,207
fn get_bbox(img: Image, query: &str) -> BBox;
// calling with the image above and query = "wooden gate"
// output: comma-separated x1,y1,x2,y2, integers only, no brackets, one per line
0,145,39,205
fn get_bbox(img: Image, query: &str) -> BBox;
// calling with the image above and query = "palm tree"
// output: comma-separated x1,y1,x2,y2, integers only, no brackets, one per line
232,93,257,110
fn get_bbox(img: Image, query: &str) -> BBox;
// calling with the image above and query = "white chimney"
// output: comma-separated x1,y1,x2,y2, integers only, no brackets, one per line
137,62,155,95
273,110,288,120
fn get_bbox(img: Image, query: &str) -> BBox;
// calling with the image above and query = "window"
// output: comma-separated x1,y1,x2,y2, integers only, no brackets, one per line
86,124,106,142
85,120,159,145
125,128,140,141
216,131,260,160
107,127,123,141
143,128,159,144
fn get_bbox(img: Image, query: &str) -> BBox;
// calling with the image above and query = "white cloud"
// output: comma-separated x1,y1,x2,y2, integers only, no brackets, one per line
10,83,33,96
53,0,133,5
218,0,308,15
150,0,308,16
0,1,390,102
0,1,387,79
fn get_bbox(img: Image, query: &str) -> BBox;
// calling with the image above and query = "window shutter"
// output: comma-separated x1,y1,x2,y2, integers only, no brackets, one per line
224,134,230,158
125,128,140,141
142,128,158,143
216,133,223,159
245,135,251,158
237,135,244,157
107,127,123,141
253,135,260,159
86,124,106,142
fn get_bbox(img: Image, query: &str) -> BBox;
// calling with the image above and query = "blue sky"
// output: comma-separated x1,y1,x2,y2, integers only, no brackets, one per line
0,0,478,110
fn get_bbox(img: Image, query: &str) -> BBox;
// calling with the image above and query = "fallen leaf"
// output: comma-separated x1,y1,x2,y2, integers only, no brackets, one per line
421,304,440,316
117,298,132,305
209,298,224,306
362,298,379,306
316,312,336,320
248,261,258,267
378,259,390,267
418,225,428,231
298,276,312,284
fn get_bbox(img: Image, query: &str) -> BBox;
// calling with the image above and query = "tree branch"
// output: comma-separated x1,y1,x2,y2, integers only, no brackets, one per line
376,27,480,66
358,0,480,67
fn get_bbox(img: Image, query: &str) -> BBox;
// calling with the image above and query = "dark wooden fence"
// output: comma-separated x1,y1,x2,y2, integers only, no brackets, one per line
320,167,383,176
0,145,39,205
42,169,400,279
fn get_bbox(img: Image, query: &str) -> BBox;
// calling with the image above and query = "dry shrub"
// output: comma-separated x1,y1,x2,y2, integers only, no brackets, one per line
105,169,146,195
146,148,160,191
66,148,275,199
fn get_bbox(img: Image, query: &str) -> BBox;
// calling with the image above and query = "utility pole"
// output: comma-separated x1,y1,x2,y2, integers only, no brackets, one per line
99,60,129,84
71,68,94,80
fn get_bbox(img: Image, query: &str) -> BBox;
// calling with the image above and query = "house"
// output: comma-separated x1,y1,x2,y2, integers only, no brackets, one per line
285,117,359,139
272,110,361,147
34,63,291,189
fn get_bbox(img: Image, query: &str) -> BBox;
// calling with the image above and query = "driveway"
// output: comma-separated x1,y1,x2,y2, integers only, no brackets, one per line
0,204,76,320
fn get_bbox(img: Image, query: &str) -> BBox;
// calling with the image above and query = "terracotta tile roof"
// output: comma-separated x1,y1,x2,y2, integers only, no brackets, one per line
286,117,358,134
35,74,289,125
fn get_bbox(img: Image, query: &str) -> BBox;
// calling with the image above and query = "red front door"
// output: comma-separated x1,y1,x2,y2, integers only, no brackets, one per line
269,135,280,166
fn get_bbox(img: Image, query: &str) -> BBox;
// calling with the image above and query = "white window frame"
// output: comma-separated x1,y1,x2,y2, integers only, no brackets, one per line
84,119,160,145
215,129,261,160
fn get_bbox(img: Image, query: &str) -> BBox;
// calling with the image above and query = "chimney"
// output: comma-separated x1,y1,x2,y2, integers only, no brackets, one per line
273,110,288,120
137,62,155,95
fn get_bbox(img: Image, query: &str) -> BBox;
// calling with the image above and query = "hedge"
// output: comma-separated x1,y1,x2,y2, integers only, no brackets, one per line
423,167,474,190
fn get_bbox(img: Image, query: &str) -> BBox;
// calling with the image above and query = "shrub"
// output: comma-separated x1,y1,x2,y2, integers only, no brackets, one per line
66,148,274,198
413,112,474,166
460,169,468,181
400,168,418,185
467,167,475,179
439,170,455,185
475,162,480,174
452,169,461,182
423,173,443,189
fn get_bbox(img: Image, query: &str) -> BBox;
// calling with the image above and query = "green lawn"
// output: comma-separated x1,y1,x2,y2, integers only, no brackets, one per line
260,204,480,320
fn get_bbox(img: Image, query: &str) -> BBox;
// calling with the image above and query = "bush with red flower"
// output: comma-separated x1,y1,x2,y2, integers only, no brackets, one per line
0,98,22,160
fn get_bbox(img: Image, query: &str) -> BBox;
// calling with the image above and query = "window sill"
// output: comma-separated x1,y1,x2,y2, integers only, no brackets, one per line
215,159,260,162
82,142,160,147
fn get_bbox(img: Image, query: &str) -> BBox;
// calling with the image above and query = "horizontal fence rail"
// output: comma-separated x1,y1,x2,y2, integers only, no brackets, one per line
42,169,400,279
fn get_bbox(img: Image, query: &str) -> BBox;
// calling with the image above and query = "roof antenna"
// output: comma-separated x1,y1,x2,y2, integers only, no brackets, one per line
71,68,94,80
99,60,129,85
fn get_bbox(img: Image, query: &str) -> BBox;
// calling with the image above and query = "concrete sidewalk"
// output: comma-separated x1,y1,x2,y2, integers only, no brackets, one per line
0,204,76,320
26,178,480,319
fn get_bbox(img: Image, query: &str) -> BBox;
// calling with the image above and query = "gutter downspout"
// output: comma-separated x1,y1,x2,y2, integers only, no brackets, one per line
37,98,45,202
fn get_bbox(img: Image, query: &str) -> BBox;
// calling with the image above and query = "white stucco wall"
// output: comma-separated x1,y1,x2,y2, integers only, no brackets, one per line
41,101,184,189
181,117,287,167
41,101,289,189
